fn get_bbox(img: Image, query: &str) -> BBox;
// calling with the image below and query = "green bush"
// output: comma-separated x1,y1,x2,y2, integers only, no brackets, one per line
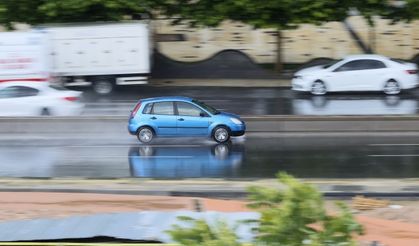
167,172,363,246
167,216,241,246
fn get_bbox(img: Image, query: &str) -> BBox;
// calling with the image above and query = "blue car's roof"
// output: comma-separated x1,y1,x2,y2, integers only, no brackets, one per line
140,96,193,103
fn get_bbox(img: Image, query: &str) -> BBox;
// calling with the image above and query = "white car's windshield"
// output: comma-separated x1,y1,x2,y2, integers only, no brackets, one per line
49,85,68,91
323,59,342,69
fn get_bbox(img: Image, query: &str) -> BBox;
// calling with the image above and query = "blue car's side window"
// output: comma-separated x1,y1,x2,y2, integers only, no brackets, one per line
152,101,174,115
142,103,153,114
177,102,205,117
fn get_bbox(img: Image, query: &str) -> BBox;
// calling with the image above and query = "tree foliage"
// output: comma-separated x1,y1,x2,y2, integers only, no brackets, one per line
157,0,349,29
155,0,419,28
168,172,364,246
1,0,418,29
166,216,241,246
247,173,363,246
0,0,150,29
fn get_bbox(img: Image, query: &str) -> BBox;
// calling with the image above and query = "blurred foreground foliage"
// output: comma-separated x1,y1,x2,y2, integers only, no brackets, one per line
167,172,364,246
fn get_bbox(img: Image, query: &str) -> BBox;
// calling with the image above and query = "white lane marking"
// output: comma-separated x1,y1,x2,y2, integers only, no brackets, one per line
131,156,193,159
65,145,204,148
368,144,419,146
64,156,194,158
369,154,419,157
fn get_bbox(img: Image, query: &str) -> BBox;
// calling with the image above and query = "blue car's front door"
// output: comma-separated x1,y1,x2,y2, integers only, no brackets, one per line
149,101,177,135
175,101,210,136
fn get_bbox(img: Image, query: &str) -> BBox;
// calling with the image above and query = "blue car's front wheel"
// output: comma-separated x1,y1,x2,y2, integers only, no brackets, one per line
137,126,155,143
212,126,230,143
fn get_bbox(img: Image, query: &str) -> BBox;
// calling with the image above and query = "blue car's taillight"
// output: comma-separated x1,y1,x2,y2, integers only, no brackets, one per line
130,102,142,118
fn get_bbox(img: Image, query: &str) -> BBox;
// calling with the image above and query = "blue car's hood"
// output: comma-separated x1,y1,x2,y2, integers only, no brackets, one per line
218,111,241,119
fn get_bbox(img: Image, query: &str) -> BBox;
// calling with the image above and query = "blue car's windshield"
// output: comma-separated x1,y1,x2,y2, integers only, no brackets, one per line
192,99,220,115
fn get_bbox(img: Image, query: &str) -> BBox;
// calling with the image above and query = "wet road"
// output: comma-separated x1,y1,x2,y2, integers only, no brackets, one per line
3,134,419,179
79,86,419,116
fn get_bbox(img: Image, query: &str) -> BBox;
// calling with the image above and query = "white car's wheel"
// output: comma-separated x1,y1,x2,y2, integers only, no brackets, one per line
383,80,401,95
311,80,327,95
40,108,51,116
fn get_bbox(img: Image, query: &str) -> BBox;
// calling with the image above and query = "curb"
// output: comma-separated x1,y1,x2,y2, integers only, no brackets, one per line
0,187,419,199
0,178,419,199
150,79,291,88
3,115,419,135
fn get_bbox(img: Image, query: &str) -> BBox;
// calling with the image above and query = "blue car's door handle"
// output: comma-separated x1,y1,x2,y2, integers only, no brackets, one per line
150,117,157,120
178,118,184,121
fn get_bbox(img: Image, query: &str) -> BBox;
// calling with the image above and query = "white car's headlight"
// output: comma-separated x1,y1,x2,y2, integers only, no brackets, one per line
230,118,242,125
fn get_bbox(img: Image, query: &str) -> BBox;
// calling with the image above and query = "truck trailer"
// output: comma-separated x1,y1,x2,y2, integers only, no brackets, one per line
0,22,151,95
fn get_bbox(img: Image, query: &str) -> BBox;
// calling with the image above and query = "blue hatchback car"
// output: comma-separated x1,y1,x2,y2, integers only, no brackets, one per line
128,96,246,143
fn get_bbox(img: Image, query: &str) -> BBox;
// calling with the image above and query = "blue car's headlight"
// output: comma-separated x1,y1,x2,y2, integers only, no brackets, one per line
230,118,243,125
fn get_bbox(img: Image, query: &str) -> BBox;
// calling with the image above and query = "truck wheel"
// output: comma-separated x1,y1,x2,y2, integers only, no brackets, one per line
93,77,114,95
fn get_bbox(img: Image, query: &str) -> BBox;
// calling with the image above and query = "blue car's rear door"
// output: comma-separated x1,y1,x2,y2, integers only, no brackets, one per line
149,101,177,135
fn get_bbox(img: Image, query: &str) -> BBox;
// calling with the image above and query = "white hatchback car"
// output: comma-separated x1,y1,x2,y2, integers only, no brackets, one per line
0,82,84,116
292,55,419,95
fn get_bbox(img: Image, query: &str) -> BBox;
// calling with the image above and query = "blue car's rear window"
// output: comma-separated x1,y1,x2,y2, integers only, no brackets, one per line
142,103,153,114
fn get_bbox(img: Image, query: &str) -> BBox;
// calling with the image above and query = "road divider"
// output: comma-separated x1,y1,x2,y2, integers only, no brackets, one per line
2,115,419,134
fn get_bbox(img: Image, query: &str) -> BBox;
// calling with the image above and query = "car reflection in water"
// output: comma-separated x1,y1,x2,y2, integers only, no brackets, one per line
292,95,418,115
128,143,244,178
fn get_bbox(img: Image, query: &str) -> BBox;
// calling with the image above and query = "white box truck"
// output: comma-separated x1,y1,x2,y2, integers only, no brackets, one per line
0,22,151,95
43,22,150,94
0,32,50,82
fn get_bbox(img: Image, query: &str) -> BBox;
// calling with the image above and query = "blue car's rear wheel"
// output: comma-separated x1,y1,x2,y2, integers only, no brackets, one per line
212,126,230,143
137,126,154,143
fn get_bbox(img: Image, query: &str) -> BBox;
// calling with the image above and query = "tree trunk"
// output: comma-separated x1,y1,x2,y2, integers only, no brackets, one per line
275,29,283,72
368,24,376,53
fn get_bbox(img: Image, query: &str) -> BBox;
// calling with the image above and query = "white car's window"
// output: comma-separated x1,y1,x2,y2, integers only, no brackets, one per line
152,102,174,115
49,85,68,91
177,101,205,117
361,60,386,69
335,59,386,72
0,86,38,98
0,87,16,98
323,59,342,69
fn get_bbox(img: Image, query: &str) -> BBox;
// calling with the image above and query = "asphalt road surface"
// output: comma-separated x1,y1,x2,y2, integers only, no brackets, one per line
2,134,419,179
79,86,419,116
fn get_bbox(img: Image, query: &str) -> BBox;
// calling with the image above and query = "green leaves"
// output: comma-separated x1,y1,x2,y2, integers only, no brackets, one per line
169,172,364,246
0,0,150,29
155,0,349,29
248,172,326,246
166,216,242,246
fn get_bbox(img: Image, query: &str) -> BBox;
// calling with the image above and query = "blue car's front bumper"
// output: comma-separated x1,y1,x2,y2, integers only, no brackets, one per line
229,122,246,136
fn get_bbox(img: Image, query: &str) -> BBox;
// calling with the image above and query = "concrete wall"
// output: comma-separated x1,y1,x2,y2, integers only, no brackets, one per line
154,16,419,64
2,116,419,135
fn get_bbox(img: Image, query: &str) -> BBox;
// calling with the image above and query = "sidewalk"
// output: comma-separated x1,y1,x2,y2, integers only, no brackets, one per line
0,178,417,199
150,78,291,87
